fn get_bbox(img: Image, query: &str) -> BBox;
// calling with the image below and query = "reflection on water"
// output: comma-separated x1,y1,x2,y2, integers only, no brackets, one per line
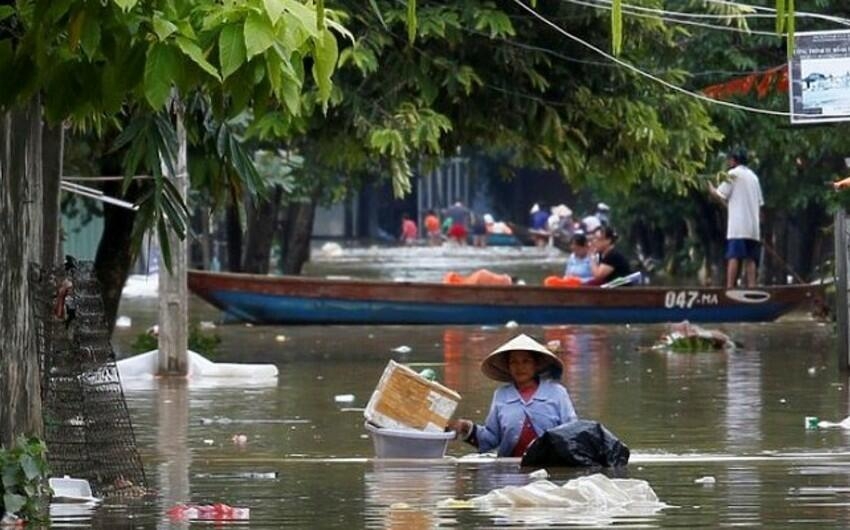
156,380,190,530
96,318,850,527
94,245,850,527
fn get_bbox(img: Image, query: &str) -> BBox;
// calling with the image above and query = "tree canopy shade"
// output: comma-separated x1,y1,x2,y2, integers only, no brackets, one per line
0,0,345,118
260,0,732,202
0,0,348,272
0,0,340,445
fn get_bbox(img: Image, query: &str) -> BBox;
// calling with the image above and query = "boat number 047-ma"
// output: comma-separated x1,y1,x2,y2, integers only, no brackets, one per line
664,291,719,309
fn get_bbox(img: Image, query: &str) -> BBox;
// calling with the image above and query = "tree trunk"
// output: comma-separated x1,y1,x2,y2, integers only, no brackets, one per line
243,186,283,274
278,198,317,275
42,123,64,268
0,99,47,446
226,200,242,272
93,182,141,333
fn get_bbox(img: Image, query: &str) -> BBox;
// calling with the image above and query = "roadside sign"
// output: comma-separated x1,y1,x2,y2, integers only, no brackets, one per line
790,30,850,123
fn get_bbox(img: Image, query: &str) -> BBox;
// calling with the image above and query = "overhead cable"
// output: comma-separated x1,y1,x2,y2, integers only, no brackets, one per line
511,0,791,117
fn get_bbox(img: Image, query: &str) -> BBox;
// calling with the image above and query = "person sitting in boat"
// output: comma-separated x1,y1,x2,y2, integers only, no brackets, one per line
447,334,578,457
586,226,632,286
484,214,513,235
529,203,550,247
443,269,515,286
564,232,593,281
543,232,594,288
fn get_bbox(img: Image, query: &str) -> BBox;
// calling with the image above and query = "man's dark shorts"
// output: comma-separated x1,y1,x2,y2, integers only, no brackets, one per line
725,238,761,264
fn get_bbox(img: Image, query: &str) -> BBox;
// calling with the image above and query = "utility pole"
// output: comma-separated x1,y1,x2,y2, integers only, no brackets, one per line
835,209,850,371
158,103,189,376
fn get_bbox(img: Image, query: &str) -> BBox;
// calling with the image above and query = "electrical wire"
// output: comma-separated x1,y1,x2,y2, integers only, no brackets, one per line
563,0,783,36
700,0,850,27
511,0,791,117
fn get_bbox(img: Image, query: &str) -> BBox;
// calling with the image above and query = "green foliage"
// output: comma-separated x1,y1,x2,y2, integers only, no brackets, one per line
130,322,222,357
0,436,51,522
0,0,348,267
278,0,723,205
612,0,622,55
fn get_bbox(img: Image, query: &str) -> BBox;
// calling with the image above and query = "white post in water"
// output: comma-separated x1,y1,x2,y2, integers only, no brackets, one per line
836,209,850,371
158,105,189,376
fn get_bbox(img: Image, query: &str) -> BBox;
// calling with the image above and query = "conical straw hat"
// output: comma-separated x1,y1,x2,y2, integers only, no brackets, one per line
481,334,563,382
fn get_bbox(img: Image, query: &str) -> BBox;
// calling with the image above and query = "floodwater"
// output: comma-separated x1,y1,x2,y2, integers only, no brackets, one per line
60,246,850,528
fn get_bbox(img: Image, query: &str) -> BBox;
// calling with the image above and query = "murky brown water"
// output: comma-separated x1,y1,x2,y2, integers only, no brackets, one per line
56,246,850,528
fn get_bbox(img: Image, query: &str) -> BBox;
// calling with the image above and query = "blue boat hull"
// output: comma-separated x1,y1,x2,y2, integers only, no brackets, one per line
208,290,796,325
188,271,823,325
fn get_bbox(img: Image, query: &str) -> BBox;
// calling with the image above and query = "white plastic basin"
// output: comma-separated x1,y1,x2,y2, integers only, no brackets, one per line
49,476,100,503
365,422,455,459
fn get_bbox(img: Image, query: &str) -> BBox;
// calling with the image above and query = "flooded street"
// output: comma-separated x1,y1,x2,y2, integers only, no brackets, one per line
79,246,849,528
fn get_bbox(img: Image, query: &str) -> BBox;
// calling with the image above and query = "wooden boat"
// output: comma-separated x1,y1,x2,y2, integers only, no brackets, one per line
507,223,571,252
467,233,521,247
188,270,825,325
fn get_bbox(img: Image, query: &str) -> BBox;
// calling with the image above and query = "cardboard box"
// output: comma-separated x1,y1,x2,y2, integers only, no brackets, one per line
365,360,462,432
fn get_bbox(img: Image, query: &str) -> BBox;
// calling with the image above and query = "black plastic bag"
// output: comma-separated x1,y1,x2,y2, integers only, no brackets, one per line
521,420,630,468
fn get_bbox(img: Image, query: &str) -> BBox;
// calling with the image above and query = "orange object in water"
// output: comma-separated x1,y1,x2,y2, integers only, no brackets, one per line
544,275,584,288
443,269,512,286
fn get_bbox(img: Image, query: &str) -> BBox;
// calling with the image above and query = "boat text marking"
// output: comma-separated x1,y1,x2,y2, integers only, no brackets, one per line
664,290,719,309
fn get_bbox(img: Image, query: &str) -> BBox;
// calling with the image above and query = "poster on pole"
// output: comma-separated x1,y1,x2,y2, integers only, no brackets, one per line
790,30,850,124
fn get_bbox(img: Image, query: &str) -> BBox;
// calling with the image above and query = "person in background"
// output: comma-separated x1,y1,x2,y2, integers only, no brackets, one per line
564,233,593,281
424,210,442,246
708,148,764,288
471,212,488,247
447,334,578,457
400,213,418,245
581,213,602,235
441,215,453,236
446,201,471,245
529,203,550,247
586,226,631,285
596,202,611,226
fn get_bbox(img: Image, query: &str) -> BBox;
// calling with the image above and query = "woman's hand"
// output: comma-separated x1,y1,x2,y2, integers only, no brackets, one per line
447,419,473,440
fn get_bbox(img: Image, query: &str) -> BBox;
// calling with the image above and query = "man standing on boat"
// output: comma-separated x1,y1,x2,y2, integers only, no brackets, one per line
708,148,764,289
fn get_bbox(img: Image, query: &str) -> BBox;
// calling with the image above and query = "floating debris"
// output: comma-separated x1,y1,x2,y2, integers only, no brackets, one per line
815,416,850,429
200,417,311,425
275,334,287,343
115,316,132,328
167,503,250,521
437,498,475,509
391,345,412,354
694,476,716,485
642,320,736,353
505,321,519,329
529,469,549,480
334,394,355,403
320,242,344,257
